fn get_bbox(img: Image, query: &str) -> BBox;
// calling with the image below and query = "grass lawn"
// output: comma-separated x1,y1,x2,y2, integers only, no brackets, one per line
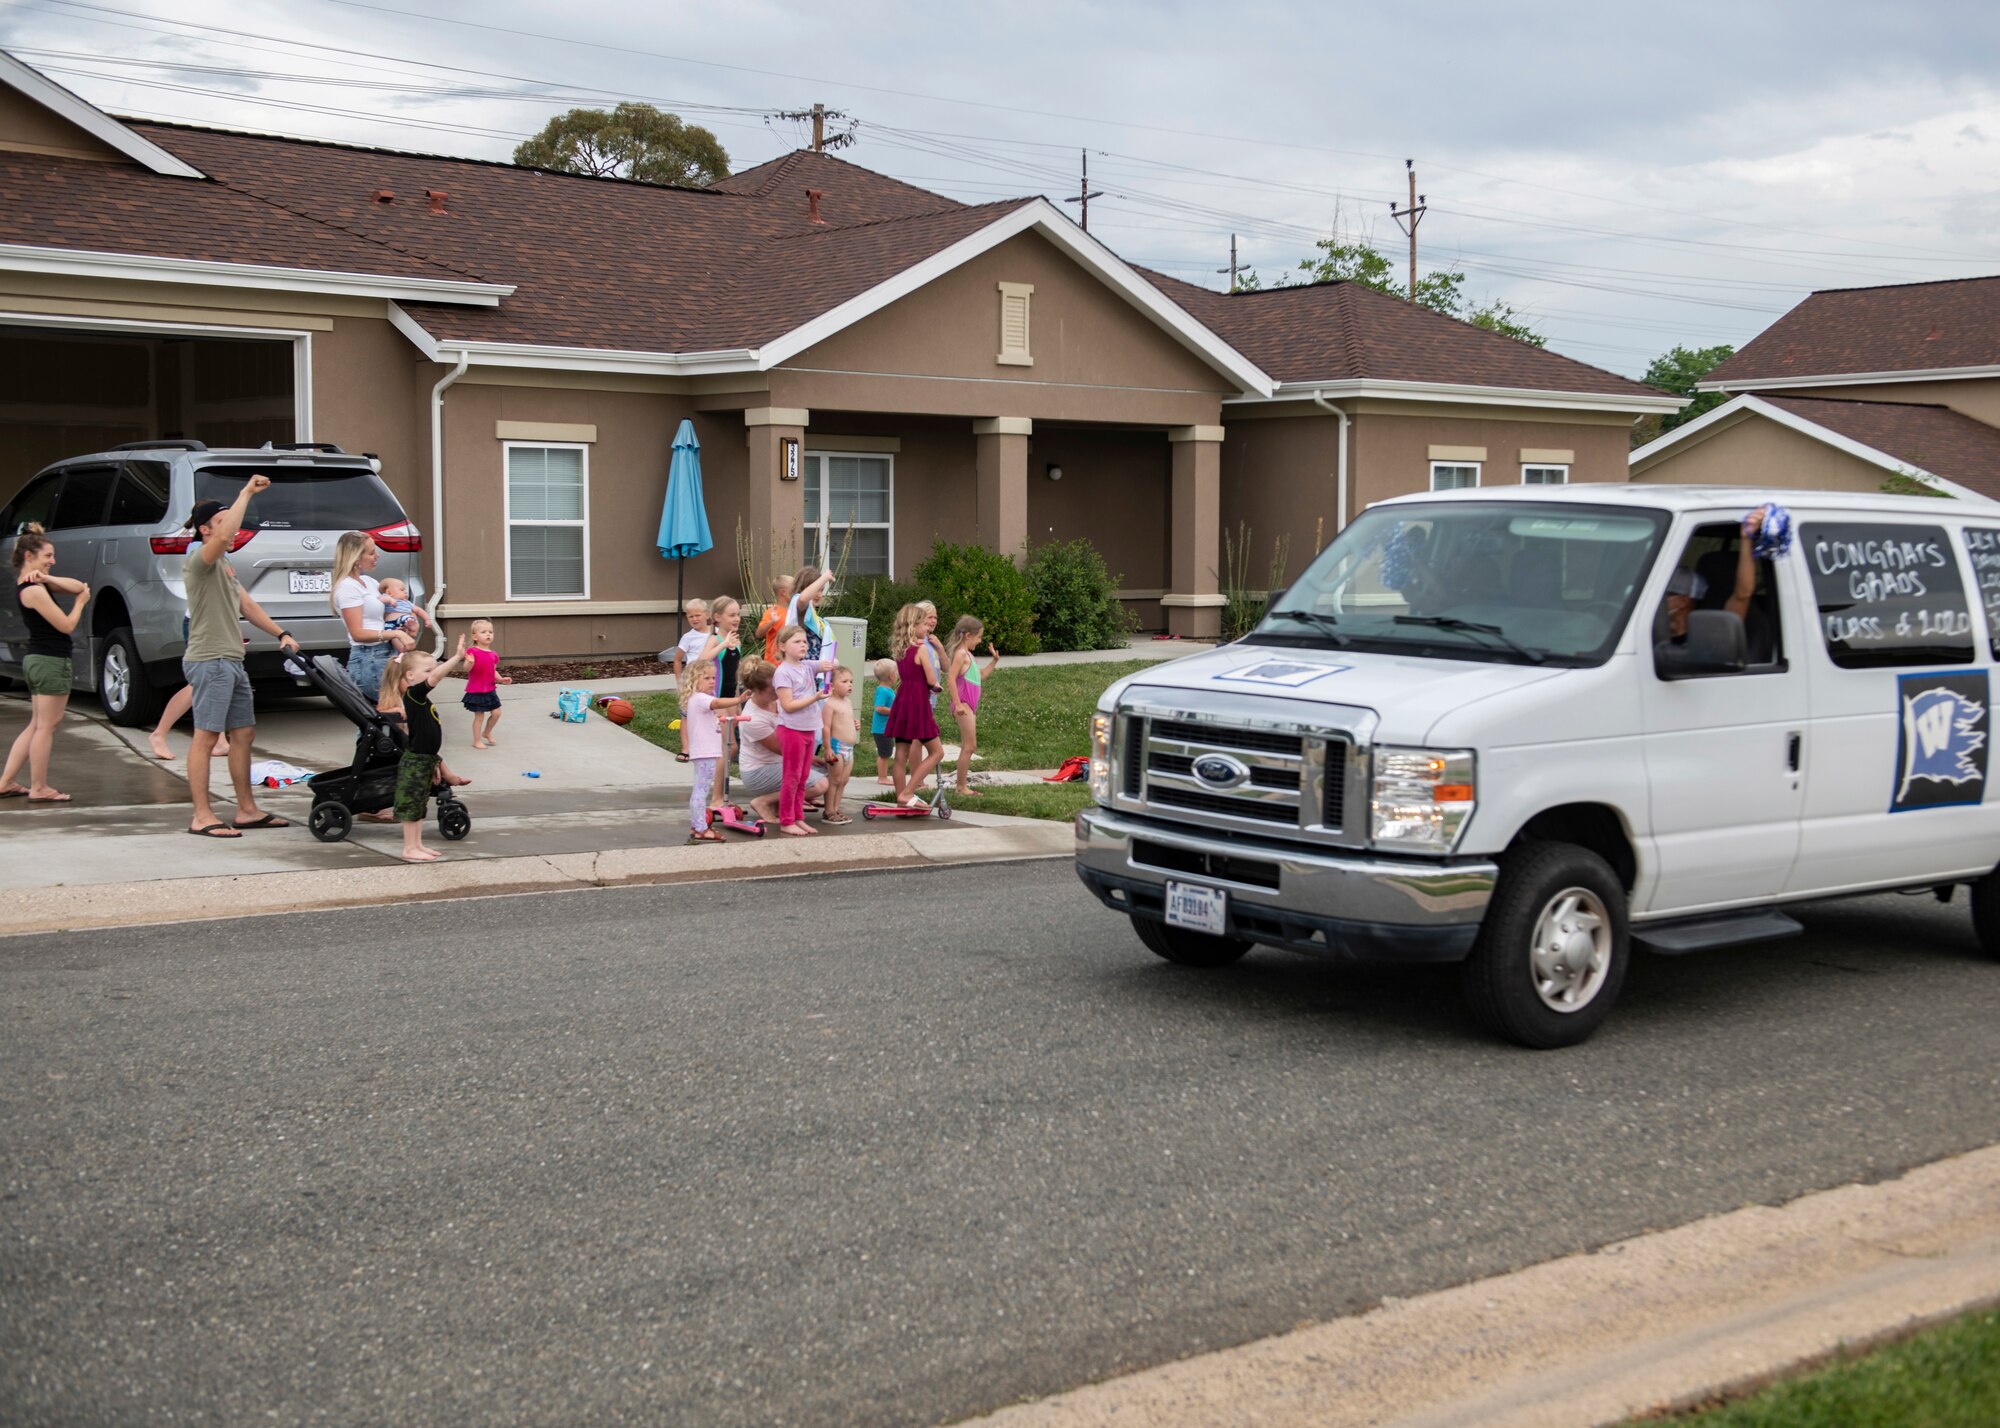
1642,1307,2000,1426
614,658,1159,818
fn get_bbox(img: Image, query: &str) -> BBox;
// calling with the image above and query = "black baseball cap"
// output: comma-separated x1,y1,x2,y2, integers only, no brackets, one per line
185,499,227,532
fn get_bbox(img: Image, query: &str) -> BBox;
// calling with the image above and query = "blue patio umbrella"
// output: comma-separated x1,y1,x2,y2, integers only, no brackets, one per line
657,418,713,637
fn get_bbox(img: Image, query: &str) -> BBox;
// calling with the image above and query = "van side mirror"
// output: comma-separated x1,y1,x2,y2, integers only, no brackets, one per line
1656,609,1748,677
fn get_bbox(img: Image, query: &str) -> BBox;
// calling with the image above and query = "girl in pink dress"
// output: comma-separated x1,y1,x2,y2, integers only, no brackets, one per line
884,604,943,807
462,618,513,748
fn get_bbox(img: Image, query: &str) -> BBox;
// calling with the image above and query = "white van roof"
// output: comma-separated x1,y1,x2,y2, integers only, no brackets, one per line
1373,483,1994,517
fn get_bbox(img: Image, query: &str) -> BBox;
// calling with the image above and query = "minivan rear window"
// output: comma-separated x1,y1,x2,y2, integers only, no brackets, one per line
194,464,402,532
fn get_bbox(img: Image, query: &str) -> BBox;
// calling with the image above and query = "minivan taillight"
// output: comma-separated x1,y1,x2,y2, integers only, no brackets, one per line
151,530,255,555
369,520,423,553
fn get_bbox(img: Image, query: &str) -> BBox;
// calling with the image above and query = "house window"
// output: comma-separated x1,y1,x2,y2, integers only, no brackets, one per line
997,281,1033,366
504,442,588,599
804,451,893,579
1522,464,1568,485
1430,461,1480,492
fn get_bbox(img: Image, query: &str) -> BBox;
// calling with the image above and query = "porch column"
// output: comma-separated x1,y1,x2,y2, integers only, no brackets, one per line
973,416,1031,562
745,406,808,582
1166,425,1226,639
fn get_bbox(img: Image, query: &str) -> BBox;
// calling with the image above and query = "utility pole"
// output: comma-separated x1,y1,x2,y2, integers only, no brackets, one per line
811,102,824,153
1389,159,1427,303
1063,149,1103,232
1216,234,1238,291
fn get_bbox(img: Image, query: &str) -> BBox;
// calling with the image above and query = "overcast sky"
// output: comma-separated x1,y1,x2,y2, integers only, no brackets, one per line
5,0,1997,376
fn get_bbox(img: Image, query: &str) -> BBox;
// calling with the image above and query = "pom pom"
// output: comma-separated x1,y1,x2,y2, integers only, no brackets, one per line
1749,502,1793,559
1379,523,1415,592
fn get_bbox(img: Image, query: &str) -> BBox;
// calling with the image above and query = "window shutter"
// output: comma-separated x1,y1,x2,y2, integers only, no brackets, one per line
997,282,1033,366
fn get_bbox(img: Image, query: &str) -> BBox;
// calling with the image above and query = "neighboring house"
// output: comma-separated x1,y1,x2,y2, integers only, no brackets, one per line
0,50,1673,652
1631,275,2000,502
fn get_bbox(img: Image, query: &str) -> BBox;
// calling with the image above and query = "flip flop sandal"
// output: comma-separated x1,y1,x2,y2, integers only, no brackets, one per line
231,813,291,829
0,787,28,798
187,823,242,838
821,813,853,825
27,793,71,803
688,829,725,843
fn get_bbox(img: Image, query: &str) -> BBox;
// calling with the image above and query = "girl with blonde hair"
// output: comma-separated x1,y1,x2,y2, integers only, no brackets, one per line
883,604,943,807
331,529,411,699
945,614,1000,798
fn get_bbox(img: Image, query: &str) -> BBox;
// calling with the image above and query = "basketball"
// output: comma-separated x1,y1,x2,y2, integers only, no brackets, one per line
602,697,635,726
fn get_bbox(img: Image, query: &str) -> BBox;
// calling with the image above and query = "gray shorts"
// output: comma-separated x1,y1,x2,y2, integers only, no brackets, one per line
183,657,254,733
738,763,825,799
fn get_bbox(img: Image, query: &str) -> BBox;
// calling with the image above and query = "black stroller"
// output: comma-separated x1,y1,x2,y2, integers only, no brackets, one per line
287,655,472,845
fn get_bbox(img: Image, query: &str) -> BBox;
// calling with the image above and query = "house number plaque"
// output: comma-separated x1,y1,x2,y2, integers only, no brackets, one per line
780,437,801,481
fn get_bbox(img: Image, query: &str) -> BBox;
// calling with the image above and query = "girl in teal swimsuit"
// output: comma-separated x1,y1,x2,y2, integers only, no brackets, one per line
945,615,1001,799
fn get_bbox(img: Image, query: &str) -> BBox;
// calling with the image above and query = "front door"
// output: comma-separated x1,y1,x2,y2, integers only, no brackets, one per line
1638,520,1808,914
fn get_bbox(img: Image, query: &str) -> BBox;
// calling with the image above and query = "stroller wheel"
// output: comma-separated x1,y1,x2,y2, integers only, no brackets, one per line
437,802,472,841
309,802,352,843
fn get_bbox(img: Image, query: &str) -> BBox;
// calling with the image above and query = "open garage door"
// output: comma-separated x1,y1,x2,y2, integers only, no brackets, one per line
0,323,297,506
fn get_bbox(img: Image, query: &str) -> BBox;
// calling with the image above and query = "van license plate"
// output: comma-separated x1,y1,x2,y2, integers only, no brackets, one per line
288,570,331,594
1165,881,1227,936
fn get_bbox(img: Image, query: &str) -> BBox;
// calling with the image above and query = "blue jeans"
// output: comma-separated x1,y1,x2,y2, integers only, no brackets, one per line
346,641,390,698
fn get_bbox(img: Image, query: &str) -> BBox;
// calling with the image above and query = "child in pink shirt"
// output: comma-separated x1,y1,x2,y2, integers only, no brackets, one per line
462,618,512,749
682,655,747,843
772,624,828,837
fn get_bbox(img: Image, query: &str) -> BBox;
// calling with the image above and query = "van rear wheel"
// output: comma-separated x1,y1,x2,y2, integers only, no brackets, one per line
1968,871,2000,960
1131,914,1252,968
98,626,163,727
1461,841,1628,1049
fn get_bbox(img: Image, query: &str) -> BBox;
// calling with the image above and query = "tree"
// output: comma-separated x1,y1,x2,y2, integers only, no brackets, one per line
1633,344,1736,447
514,103,729,186
1284,238,1545,346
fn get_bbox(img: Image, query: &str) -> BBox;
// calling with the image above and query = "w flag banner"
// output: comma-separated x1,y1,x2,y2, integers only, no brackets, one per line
1893,671,1988,812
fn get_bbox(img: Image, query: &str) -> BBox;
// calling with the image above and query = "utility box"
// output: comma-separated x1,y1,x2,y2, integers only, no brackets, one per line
823,614,869,696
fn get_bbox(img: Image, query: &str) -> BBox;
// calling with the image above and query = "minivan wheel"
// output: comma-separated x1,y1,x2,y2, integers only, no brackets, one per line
1968,871,2000,960
1130,913,1253,967
1461,841,1628,1049
98,627,163,726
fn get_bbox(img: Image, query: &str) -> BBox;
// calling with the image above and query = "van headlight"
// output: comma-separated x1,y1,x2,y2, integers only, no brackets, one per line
1090,711,1114,801
1371,747,1476,854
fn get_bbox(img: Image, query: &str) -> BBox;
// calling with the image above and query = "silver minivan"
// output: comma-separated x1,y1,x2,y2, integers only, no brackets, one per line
0,439,423,724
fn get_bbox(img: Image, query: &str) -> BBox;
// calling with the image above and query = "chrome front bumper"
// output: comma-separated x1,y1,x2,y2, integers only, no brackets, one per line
1074,805,1496,962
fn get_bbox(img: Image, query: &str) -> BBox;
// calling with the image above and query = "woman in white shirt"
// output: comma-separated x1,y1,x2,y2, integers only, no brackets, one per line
329,531,412,698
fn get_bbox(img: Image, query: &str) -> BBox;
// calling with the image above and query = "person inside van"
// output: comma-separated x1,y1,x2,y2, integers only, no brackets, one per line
1657,508,1767,667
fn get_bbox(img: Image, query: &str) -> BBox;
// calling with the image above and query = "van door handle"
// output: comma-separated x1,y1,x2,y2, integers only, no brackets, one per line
1787,732,1802,772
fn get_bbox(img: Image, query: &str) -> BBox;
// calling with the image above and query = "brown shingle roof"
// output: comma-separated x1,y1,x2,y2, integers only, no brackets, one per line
1758,394,2000,500
1143,268,1658,398
0,148,481,282
1708,276,2000,385
705,148,965,223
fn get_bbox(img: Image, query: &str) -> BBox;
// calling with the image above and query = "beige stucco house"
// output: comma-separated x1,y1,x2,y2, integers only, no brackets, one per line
1631,275,2000,503
0,50,1675,654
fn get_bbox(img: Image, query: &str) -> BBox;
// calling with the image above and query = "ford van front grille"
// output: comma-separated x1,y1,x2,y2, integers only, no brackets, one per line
1122,714,1348,837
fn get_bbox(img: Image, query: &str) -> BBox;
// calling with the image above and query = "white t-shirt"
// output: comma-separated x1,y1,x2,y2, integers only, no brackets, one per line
333,575,385,643
676,628,709,664
737,699,782,772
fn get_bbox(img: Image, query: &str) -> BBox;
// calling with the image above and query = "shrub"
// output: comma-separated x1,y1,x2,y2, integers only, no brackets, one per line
911,540,1040,654
1025,538,1135,651
823,576,925,660
1217,522,1292,643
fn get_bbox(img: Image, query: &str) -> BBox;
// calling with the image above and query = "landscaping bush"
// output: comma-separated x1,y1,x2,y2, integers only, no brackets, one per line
823,576,925,660
1025,538,1135,651
911,540,1040,654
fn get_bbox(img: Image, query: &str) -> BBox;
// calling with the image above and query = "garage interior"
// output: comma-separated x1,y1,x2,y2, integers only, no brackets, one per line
0,325,295,505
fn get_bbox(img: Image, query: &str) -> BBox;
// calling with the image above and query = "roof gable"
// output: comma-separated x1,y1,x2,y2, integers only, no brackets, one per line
1705,276,2000,388
0,49,202,178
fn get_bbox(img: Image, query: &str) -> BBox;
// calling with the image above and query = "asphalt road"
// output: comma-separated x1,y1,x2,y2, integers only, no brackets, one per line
5,864,2000,1427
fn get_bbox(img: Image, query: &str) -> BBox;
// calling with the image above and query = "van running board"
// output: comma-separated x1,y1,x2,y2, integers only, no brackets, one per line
1633,910,1805,955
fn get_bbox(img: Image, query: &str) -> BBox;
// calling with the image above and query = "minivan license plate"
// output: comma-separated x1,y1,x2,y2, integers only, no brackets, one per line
288,570,331,594
1165,881,1227,936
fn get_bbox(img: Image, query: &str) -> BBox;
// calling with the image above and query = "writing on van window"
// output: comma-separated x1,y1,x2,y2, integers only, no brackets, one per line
1892,670,1988,813
1960,528,2000,659
1801,521,1974,669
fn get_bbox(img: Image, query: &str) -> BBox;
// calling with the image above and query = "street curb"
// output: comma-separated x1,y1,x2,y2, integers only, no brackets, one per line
965,1144,2000,1428
0,822,1074,936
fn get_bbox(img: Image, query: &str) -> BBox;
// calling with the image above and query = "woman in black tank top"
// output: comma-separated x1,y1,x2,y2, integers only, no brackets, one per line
2,524,91,803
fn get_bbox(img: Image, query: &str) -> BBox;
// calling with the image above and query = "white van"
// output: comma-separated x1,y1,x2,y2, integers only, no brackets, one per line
1076,486,2000,1048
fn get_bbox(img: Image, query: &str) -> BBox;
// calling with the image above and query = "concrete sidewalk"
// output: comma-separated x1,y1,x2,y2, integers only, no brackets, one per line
972,1144,2000,1428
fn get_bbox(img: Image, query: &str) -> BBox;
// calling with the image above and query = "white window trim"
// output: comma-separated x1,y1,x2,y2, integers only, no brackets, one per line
1430,460,1482,491
1521,463,1569,485
502,439,590,601
805,449,895,581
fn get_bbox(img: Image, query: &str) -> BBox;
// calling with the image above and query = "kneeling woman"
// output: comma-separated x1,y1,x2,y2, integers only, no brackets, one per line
2,524,90,804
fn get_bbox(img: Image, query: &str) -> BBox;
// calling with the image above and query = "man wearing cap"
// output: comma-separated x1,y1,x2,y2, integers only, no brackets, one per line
182,474,300,838
1663,507,1767,643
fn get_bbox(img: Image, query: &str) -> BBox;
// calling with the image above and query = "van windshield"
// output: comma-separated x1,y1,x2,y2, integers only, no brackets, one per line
1249,501,1670,666
194,464,402,532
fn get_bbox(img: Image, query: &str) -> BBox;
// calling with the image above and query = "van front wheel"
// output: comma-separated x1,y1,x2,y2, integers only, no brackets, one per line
1462,841,1628,1049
